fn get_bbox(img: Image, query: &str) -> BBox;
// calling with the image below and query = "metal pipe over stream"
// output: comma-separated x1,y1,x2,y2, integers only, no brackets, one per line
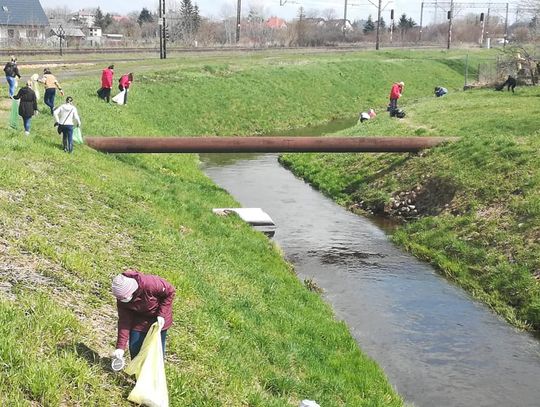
85,137,458,154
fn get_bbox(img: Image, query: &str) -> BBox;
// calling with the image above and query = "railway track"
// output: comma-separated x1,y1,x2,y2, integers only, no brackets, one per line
0,44,438,57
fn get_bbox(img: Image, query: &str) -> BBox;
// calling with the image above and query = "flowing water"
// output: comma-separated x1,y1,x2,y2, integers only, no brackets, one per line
199,122,540,407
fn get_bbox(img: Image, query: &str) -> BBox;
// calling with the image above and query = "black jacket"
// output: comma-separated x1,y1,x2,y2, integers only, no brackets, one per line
3,62,21,78
14,87,38,119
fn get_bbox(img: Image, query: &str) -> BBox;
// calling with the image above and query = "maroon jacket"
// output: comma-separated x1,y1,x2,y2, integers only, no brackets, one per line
116,270,175,349
101,68,114,88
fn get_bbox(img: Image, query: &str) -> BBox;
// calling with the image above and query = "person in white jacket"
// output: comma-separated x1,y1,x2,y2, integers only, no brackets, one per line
53,96,81,153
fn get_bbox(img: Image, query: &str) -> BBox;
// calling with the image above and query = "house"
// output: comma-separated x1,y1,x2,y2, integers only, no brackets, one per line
112,15,129,24
85,26,102,46
266,17,287,30
49,24,85,47
326,19,354,32
75,9,96,28
302,17,325,26
0,0,49,45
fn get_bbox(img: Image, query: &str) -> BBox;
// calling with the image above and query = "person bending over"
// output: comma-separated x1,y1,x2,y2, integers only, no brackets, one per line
111,268,175,364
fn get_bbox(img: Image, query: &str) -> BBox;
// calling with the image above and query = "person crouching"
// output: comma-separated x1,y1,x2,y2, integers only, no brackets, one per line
53,96,81,153
111,268,175,364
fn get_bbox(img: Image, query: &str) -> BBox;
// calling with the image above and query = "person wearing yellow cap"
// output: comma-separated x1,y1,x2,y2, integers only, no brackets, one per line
111,268,175,367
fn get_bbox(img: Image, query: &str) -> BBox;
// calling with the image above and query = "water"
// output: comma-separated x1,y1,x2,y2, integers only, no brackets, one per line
201,152,540,407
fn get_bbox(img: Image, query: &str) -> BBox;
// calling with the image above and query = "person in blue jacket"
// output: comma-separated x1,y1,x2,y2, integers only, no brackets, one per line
435,86,448,97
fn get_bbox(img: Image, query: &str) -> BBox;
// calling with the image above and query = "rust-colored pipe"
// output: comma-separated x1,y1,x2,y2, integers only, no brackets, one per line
85,137,458,154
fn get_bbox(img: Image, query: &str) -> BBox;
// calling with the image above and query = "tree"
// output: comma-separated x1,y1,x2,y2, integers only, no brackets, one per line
44,6,72,20
397,13,409,30
193,5,201,32
378,16,386,29
138,8,154,26
322,8,337,21
398,14,416,30
295,7,307,45
247,7,264,23
102,14,113,31
298,6,306,20
173,0,201,43
363,15,375,34
95,7,104,28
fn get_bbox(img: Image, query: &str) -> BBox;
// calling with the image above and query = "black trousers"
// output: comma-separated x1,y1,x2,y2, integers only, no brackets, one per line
119,85,128,105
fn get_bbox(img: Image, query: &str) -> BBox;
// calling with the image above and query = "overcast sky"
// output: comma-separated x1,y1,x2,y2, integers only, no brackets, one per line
41,0,523,23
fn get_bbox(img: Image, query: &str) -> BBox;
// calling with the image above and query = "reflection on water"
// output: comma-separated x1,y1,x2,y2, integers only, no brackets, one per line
201,153,540,407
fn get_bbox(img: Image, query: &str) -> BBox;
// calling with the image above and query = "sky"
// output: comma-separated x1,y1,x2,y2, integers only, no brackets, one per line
40,0,523,23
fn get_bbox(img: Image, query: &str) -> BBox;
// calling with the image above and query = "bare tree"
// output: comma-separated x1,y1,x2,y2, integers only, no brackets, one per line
500,45,539,85
44,6,72,21
322,8,337,21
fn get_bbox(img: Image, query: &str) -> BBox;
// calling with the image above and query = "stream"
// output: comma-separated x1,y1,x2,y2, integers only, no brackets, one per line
199,121,540,407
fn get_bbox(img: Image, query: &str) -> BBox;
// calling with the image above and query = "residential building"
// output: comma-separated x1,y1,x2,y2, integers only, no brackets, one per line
0,0,49,45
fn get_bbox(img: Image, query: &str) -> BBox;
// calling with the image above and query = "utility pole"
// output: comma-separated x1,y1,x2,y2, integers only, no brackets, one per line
343,0,348,39
236,0,241,43
158,0,167,59
447,0,454,49
375,0,382,50
163,0,167,59
419,2,424,41
503,2,509,48
480,12,485,46
390,9,394,43
159,1,162,59
58,24,65,56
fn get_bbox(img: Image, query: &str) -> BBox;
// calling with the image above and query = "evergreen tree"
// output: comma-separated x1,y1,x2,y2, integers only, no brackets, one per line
94,7,104,28
378,16,386,29
363,15,375,34
102,13,113,30
248,8,263,23
398,13,409,30
193,5,201,31
397,13,417,30
138,8,154,26
529,15,538,29
178,0,201,42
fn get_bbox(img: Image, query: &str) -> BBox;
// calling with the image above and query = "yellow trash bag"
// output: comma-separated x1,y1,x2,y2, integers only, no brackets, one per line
124,323,169,407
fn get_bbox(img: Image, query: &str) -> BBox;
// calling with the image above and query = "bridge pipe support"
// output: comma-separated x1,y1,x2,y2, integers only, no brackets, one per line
85,137,458,154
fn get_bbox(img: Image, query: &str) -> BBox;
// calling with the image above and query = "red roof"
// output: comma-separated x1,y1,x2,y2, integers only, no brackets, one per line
266,17,287,29
112,15,129,23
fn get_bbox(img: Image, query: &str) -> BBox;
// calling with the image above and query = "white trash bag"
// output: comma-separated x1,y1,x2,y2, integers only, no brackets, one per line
112,90,126,105
124,323,168,407
300,401,321,407
31,73,40,100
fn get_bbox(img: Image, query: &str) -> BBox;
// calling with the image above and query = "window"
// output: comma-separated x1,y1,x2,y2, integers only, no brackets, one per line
8,29,15,38
27,29,38,38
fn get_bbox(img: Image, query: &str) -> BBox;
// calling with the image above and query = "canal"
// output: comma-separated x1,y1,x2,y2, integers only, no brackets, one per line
200,123,540,407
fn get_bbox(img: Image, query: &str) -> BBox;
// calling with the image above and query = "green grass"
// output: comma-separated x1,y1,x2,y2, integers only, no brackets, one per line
2,47,532,405
281,85,540,330
0,50,427,406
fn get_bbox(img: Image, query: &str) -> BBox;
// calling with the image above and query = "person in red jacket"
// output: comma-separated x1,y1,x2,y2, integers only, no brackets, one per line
118,72,134,105
98,64,114,102
389,81,404,114
111,268,175,363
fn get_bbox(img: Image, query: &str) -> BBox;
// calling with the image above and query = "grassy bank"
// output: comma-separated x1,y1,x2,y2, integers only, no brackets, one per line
0,50,442,406
281,86,540,330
